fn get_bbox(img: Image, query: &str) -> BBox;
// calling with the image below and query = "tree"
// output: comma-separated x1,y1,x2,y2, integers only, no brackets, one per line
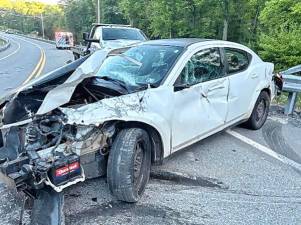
259,0,301,70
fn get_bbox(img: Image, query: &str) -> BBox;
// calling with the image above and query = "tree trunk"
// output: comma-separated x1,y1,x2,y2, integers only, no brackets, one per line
223,19,228,40
221,0,229,41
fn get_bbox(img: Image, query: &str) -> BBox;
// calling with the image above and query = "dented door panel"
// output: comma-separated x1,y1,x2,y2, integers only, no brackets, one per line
172,77,229,151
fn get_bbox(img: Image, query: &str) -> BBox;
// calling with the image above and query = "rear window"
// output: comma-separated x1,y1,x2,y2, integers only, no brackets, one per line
225,48,251,74
102,28,146,41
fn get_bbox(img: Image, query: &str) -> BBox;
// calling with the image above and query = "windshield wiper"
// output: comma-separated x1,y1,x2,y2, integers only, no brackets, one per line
134,82,158,91
99,76,129,92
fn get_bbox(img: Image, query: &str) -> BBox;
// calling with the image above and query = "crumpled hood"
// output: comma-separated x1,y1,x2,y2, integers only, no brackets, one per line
36,49,110,115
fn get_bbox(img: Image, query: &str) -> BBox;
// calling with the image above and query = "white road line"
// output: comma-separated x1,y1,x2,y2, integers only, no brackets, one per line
226,129,301,172
0,38,21,61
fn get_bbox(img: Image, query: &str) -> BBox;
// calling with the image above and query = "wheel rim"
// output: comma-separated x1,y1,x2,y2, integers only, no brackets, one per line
255,99,266,122
133,140,145,189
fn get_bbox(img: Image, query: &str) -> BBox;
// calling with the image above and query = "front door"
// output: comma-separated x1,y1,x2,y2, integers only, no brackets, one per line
171,47,229,152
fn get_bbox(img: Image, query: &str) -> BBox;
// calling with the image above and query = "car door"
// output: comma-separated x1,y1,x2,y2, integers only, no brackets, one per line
171,47,229,151
224,48,258,122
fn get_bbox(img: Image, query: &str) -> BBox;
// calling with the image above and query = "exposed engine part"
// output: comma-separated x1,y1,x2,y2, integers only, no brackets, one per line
0,110,117,195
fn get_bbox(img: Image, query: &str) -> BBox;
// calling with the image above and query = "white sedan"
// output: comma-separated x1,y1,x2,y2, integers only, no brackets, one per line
0,39,275,203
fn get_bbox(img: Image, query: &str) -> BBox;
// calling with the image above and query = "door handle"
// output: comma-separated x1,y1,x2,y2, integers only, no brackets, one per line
251,73,258,79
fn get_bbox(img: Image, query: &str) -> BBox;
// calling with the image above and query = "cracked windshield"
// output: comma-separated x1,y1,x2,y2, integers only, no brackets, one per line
97,45,183,87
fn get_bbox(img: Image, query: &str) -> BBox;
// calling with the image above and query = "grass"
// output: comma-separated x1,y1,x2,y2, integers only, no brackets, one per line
273,92,301,111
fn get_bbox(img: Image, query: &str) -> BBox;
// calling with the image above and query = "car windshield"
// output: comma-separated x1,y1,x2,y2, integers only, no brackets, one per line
102,28,146,41
96,44,183,89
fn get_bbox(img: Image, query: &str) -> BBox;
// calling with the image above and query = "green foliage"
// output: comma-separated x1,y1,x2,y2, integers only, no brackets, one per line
63,0,96,42
1,0,301,73
258,0,301,71
259,27,301,71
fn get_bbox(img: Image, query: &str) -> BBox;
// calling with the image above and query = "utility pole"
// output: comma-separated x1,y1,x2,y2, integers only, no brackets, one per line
40,13,45,39
97,0,100,23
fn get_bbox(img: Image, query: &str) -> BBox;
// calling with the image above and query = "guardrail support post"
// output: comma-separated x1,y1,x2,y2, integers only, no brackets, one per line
284,92,298,115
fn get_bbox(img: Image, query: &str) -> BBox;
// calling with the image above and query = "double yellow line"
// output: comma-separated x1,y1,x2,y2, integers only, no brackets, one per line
23,48,46,85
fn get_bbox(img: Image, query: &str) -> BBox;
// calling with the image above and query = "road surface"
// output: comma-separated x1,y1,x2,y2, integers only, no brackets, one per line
0,34,300,225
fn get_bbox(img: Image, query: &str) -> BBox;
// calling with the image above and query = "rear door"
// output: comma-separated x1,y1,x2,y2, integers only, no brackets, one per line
172,47,229,151
224,48,257,122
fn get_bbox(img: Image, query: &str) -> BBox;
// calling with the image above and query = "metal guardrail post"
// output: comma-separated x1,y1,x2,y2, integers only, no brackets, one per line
284,92,298,114
282,75,301,115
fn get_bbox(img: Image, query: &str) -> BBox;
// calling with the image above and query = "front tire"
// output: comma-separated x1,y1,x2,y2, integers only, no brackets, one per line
107,128,151,203
244,91,270,130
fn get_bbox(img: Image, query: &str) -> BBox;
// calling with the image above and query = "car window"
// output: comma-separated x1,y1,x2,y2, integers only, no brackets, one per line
102,28,146,41
175,48,223,86
225,48,250,74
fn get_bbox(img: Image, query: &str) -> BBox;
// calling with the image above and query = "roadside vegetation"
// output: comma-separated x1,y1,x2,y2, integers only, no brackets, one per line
0,0,301,108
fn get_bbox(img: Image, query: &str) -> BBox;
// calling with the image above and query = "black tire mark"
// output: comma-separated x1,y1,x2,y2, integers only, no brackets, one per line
262,120,301,164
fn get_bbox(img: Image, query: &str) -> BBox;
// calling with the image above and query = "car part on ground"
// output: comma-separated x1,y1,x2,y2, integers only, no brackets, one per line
29,187,65,225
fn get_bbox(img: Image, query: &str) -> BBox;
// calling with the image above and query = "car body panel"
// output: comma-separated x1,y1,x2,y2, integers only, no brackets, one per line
0,39,275,193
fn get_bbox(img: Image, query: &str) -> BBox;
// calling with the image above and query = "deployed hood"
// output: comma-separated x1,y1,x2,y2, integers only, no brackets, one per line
37,49,110,115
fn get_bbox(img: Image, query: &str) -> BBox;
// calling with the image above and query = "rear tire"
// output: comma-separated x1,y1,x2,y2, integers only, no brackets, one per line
244,91,270,130
107,128,151,203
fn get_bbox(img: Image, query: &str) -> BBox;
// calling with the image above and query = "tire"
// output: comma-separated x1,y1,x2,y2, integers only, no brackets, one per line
107,128,151,203
244,91,270,130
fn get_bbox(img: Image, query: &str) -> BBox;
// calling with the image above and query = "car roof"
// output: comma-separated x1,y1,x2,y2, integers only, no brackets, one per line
142,38,214,48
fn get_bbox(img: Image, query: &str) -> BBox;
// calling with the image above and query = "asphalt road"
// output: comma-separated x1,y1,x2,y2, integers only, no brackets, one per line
0,33,72,98
0,34,300,225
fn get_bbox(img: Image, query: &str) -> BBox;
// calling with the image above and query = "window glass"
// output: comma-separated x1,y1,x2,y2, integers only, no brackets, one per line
102,28,146,41
225,48,250,74
96,45,183,88
176,48,223,86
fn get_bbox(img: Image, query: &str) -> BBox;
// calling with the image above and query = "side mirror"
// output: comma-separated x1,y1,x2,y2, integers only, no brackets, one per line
83,32,99,43
174,83,190,92
83,32,90,41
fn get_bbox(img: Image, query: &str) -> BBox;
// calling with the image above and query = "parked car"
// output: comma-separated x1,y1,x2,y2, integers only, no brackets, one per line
0,39,275,203
72,23,148,60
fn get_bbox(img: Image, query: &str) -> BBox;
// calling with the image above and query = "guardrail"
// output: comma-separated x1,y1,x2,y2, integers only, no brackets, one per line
16,33,56,45
0,36,10,52
282,75,301,114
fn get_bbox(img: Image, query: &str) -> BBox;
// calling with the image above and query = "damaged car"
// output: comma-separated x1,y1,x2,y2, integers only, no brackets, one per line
0,39,276,203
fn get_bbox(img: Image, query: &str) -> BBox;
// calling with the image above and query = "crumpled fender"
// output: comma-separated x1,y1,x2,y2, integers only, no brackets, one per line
60,88,173,157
